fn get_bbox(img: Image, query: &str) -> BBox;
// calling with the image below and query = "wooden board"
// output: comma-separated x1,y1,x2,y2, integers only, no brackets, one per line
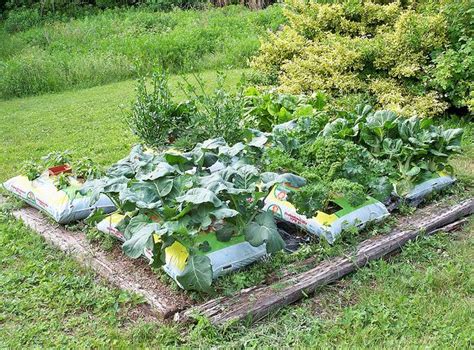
12,206,192,318
181,198,474,325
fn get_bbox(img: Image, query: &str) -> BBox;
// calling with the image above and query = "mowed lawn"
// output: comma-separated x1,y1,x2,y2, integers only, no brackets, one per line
0,69,246,182
0,70,473,347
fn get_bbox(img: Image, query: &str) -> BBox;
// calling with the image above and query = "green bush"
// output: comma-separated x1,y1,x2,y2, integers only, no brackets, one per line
0,5,285,99
3,7,41,32
251,0,473,117
127,71,245,148
127,71,194,147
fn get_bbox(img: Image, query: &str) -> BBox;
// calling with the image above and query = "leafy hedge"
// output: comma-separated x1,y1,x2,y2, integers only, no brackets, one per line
251,0,473,117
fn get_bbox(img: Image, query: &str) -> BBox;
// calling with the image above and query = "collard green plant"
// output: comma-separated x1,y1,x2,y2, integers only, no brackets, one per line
316,104,464,195
83,137,304,292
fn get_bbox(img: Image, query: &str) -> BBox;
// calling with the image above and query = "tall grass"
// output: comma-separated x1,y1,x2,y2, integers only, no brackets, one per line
0,5,284,99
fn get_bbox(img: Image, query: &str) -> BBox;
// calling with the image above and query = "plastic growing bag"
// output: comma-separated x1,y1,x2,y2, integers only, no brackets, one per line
97,213,267,288
404,174,455,206
3,173,115,224
263,184,389,244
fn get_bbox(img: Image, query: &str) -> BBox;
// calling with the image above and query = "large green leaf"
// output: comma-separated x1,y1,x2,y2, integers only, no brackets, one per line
164,152,193,171
81,176,129,203
198,173,230,194
442,128,463,150
123,221,165,259
188,204,214,230
218,142,245,158
201,138,227,150
107,161,134,178
124,214,152,240
176,188,222,207
176,254,213,292
232,164,259,190
211,207,239,220
260,172,306,190
245,212,285,253
365,110,397,138
119,181,162,209
322,118,357,139
137,162,177,181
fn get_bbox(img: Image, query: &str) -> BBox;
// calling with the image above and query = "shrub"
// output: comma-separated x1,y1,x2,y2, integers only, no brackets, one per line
4,8,41,33
431,39,474,113
251,0,473,117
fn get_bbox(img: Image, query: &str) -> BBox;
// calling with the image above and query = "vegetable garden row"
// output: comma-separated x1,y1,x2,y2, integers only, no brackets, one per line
3,88,463,293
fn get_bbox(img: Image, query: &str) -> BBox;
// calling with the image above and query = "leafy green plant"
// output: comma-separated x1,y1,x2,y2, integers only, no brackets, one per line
243,87,327,131
322,105,464,195
21,160,43,181
128,70,193,148
20,151,105,188
175,72,247,147
82,137,304,292
73,158,105,180
21,150,72,181
128,71,246,149
264,134,392,215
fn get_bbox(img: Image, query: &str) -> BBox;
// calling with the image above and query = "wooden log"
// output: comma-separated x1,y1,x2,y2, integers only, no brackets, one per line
12,206,192,318
182,198,474,325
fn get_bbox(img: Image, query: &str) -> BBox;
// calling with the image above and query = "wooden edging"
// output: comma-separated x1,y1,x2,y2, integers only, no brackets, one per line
180,198,474,326
11,206,192,318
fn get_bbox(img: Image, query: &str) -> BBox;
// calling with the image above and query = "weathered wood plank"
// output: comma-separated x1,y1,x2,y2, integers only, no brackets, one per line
12,206,192,318
182,198,474,325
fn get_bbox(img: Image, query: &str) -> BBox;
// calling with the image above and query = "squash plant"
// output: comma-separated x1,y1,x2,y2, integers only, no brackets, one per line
82,137,305,292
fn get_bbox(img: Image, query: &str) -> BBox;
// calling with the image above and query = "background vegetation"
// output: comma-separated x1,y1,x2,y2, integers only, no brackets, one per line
0,5,283,98
251,0,473,117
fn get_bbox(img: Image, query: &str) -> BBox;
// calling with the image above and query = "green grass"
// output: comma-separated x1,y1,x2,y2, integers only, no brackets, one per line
1,205,472,347
0,69,473,347
0,5,284,99
0,68,246,182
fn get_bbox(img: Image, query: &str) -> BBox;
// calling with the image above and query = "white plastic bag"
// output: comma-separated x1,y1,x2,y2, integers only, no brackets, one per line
3,173,115,224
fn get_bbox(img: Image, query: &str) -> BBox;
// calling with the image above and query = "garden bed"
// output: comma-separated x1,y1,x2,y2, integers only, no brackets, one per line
7,194,473,324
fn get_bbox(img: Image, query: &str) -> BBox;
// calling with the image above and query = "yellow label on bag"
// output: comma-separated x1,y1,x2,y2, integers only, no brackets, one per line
108,213,125,226
165,241,189,272
315,211,337,225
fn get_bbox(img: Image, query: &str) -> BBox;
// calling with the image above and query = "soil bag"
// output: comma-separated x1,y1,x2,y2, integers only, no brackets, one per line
404,174,455,206
97,213,267,289
263,184,389,244
3,173,115,224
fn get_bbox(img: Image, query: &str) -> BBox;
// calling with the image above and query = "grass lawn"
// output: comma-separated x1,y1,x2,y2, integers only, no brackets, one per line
0,69,246,182
0,69,473,347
